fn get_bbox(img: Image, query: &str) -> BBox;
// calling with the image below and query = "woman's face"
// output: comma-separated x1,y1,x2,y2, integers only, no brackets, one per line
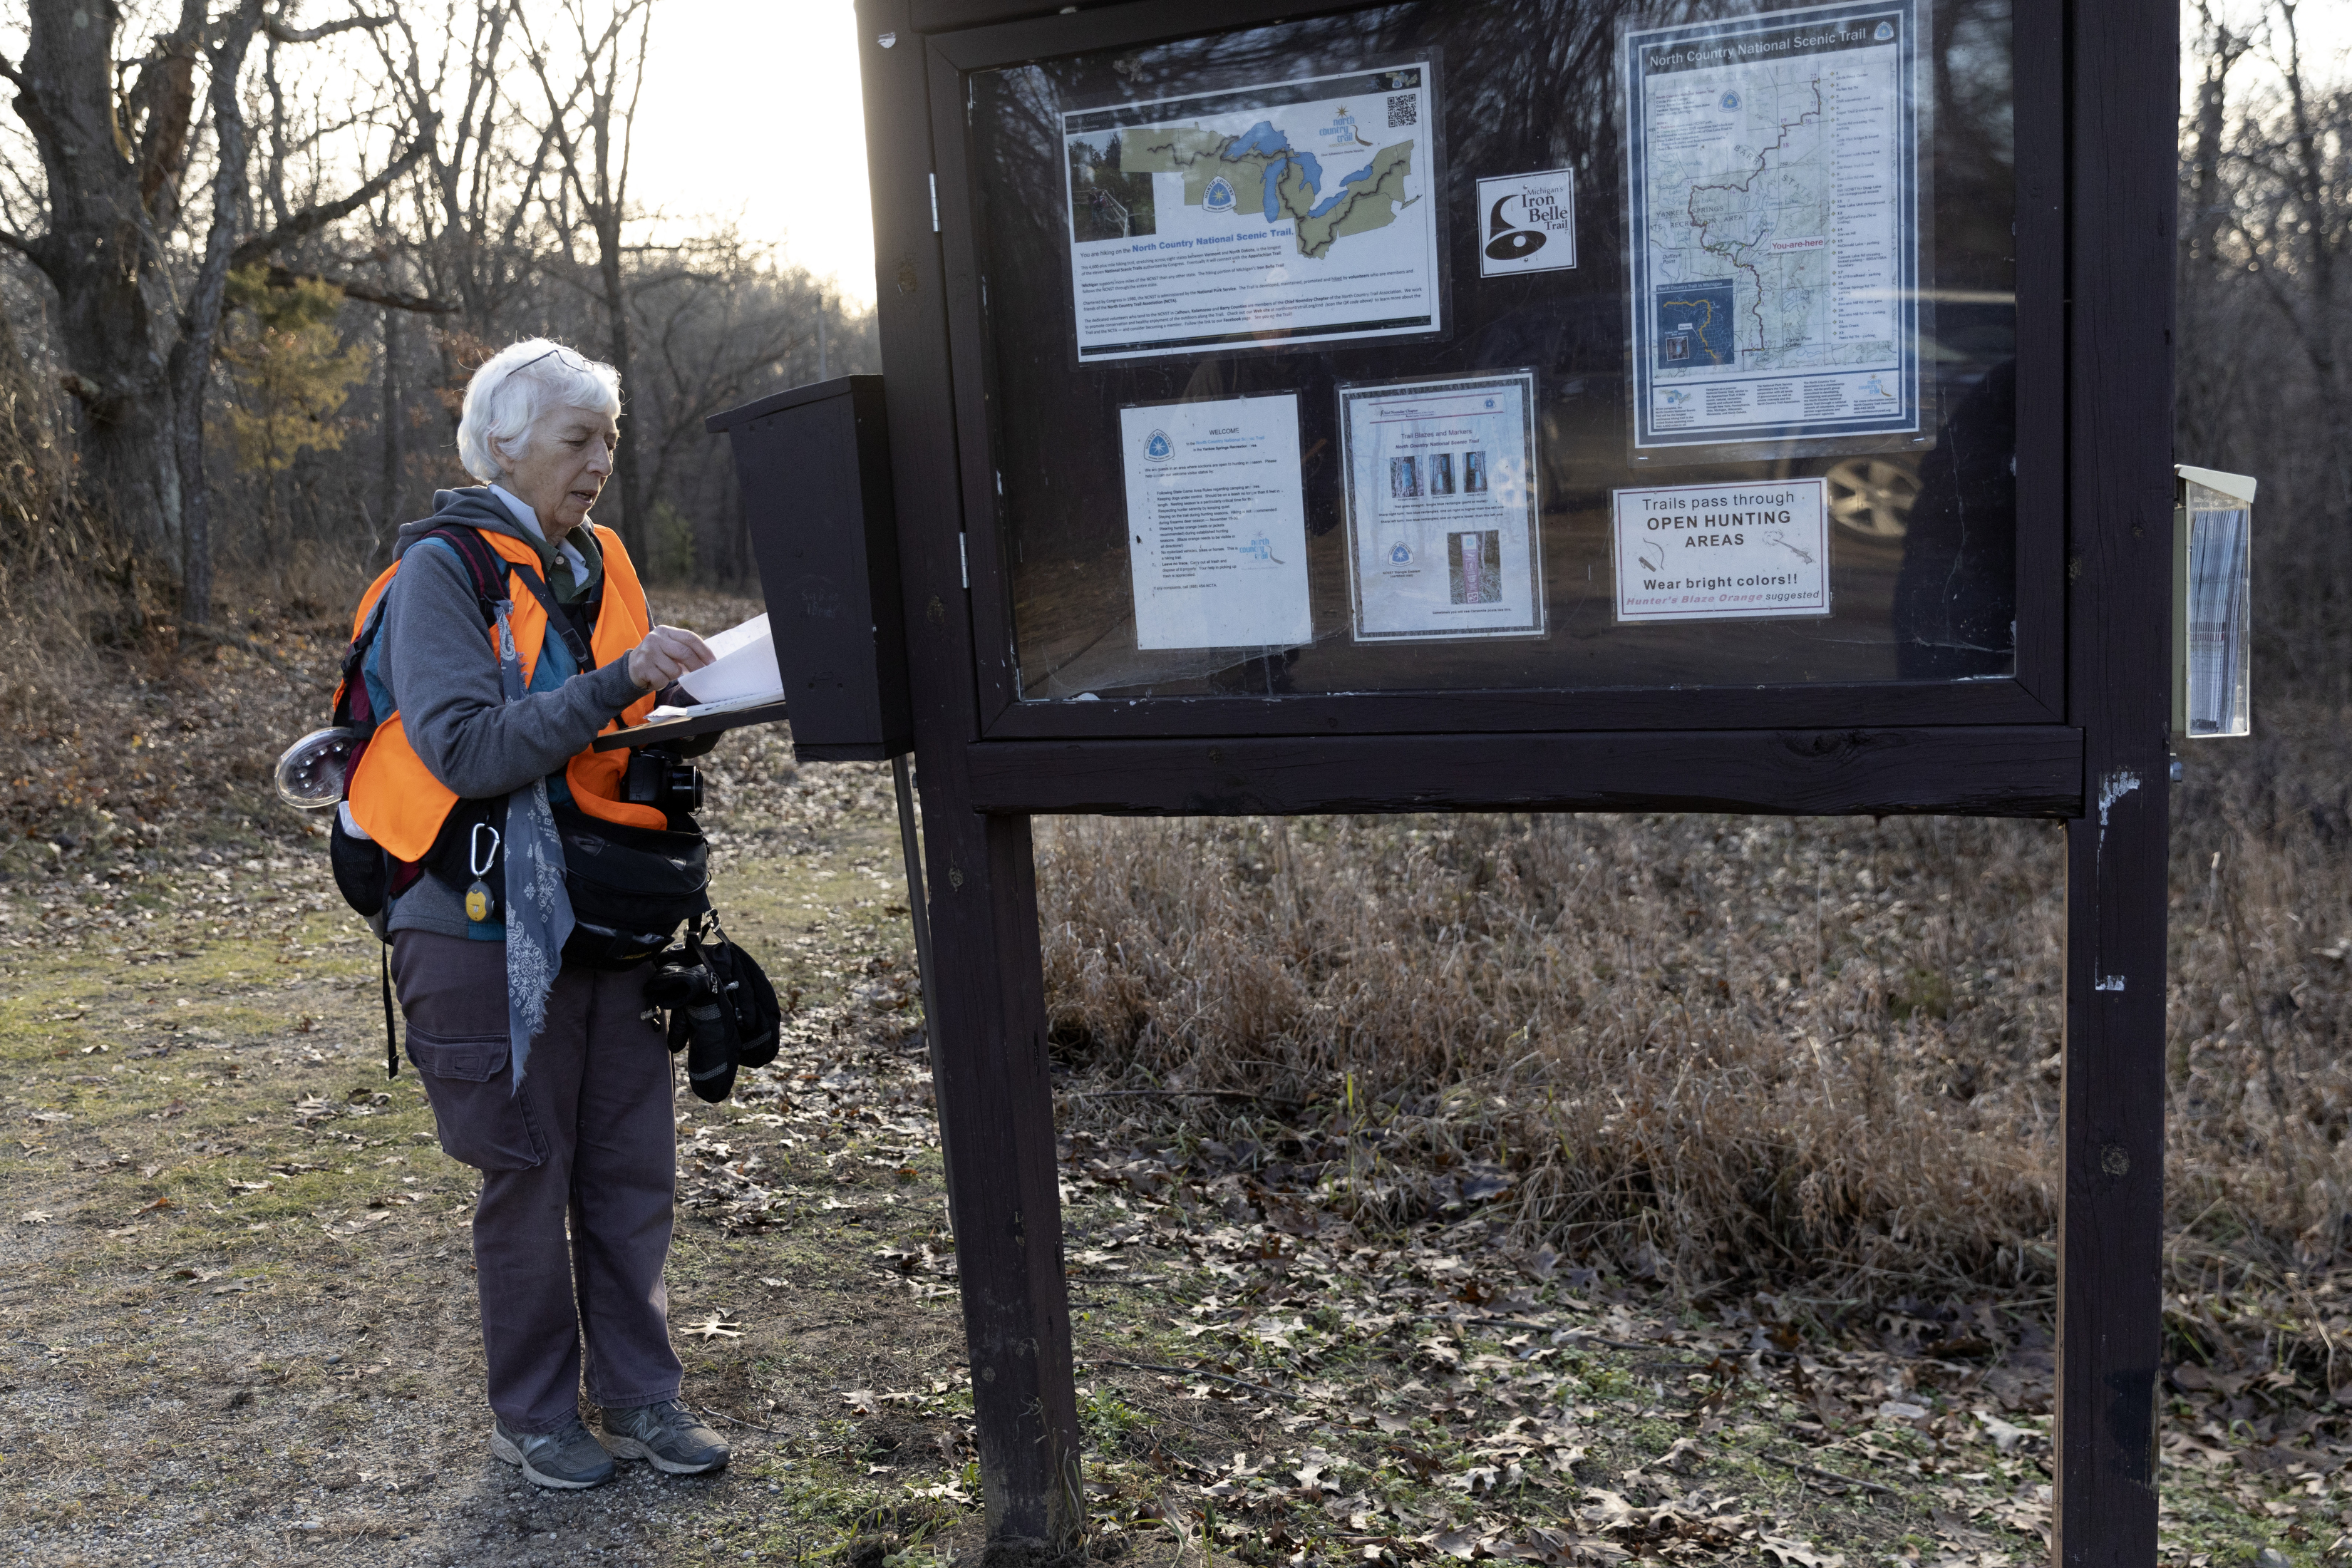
497,404,619,536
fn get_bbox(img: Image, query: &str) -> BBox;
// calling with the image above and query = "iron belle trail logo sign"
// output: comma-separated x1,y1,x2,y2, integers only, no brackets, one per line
1475,168,1577,277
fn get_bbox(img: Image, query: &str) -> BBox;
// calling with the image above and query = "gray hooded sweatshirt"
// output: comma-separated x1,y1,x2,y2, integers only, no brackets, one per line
376,488,648,938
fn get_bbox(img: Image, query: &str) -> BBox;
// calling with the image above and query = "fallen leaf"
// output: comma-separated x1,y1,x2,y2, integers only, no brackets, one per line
1975,1410,2036,1453
1657,1435,1704,1473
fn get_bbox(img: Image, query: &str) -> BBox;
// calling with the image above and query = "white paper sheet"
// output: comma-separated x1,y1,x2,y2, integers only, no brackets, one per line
1340,371,1544,642
674,612,785,704
1609,478,1832,622
1120,395,1312,651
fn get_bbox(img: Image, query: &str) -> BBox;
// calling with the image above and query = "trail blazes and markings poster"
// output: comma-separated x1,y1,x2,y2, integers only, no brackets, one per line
1063,65,1441,364
1624,0,1924,453
1340,371,1544,642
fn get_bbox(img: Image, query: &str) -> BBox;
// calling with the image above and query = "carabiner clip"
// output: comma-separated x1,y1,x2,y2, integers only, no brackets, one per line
470,821,502,879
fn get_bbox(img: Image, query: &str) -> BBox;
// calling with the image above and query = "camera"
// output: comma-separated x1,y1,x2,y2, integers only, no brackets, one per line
624,746,703,815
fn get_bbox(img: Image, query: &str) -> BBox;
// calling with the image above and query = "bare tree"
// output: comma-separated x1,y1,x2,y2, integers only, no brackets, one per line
2222,3,2352,500
522,0,654,560
0,0,428,615
2176,1,2352,692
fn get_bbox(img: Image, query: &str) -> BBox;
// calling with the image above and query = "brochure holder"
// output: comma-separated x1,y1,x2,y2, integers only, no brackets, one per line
707,376,913,762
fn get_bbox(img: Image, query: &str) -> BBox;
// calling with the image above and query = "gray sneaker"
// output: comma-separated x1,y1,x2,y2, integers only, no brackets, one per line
601,1398,731,1475
490,1417,616,1489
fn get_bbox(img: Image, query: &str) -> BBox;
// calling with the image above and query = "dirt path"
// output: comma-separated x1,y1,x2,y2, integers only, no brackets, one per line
0,759,2324,1567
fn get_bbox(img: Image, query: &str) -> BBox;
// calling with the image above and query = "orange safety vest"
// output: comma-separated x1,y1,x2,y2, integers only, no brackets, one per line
344,523,663,862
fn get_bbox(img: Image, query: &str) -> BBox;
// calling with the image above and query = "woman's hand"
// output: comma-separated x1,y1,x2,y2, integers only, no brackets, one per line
626,625,716,692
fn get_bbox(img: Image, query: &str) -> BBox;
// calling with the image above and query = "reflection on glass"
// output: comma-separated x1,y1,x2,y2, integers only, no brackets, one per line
963,0,2020,701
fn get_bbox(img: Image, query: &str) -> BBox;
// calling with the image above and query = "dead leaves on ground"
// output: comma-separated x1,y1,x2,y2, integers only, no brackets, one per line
1055,1130,2085,1567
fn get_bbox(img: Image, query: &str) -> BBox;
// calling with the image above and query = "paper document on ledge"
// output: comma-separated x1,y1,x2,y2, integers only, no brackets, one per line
646,691,786,722
671,612,784,706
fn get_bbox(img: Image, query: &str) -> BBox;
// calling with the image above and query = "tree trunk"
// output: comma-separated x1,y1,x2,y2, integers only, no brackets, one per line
597,212,645,563
166,0,265,627
381,301,405,548
19,0,187,567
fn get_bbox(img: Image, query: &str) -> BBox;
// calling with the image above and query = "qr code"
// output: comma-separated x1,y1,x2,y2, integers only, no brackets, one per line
1387,93,1418,128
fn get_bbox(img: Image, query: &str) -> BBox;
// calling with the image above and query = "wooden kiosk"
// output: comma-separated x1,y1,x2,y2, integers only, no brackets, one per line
827,1,2174,1561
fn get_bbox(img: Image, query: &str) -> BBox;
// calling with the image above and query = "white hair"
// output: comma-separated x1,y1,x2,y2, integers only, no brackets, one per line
455,339,623,483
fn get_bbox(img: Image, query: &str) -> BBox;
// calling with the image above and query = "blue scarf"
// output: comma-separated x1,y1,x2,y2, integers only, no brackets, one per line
495,602,574,1092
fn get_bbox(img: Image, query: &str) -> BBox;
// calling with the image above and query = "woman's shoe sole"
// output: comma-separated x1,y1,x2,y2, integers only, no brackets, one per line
602,1433,727,1475
490,1428,614,1489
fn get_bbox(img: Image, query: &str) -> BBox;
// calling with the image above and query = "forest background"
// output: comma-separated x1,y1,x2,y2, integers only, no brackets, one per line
0,0,2346,1324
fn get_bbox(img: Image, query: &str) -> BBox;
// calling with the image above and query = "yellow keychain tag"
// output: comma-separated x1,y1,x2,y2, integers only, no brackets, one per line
465,822,502,924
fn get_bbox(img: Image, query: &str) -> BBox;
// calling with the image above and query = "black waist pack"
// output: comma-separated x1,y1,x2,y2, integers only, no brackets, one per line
552,800,713,969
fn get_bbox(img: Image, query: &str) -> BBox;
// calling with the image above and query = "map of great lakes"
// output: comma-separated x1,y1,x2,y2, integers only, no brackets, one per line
1061,66,1443,364
1120,120,1418,260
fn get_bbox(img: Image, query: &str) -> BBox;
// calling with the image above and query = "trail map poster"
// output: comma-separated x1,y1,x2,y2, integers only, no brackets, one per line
1063,65,1442,364
1623,1,1924,453
1340,372,1543,642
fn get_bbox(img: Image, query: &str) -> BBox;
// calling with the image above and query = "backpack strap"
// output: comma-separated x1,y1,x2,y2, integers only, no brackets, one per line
500,551,598,674
416,525,511,626
382,944,400,1081
415,522,597,674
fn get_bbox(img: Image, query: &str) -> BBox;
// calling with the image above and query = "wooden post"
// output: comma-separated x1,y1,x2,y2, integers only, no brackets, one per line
2056,1,2177,1562
856,0,1085,1548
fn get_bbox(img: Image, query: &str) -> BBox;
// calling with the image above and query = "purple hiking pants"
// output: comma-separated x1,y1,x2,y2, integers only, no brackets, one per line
391,931,684,1433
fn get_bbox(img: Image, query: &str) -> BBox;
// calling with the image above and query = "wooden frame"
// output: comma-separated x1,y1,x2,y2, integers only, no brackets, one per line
850,0,2177,1560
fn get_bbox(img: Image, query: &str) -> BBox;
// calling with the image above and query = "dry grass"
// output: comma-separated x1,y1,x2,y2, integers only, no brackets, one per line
4,571,2343,1309
1036,703,2352,1298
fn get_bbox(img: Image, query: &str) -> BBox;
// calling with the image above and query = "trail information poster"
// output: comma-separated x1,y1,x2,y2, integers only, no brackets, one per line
1120,395,1312,650
1623,0,1924,453
1340,372,1544,642
1063,66,1441,364
1610,478,1832,622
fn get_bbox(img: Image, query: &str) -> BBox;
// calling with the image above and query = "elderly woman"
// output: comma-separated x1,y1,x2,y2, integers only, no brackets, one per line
347,339,728,1489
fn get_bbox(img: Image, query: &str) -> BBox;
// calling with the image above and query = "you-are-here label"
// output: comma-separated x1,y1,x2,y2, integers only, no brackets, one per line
1610,478,1831,623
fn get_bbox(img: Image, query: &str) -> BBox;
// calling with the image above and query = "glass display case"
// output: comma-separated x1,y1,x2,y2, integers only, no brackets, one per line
949,0,2036,713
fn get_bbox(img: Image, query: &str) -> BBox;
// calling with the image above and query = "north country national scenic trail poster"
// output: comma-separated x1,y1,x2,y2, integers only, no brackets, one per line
1623,0,1927,455
1063,64,1442,364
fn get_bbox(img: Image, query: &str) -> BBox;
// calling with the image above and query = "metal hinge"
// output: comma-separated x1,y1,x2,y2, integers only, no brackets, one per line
959,532,969,589
929,173,939,233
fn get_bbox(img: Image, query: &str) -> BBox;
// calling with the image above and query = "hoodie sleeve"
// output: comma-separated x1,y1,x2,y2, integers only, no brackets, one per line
381,539,647,800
